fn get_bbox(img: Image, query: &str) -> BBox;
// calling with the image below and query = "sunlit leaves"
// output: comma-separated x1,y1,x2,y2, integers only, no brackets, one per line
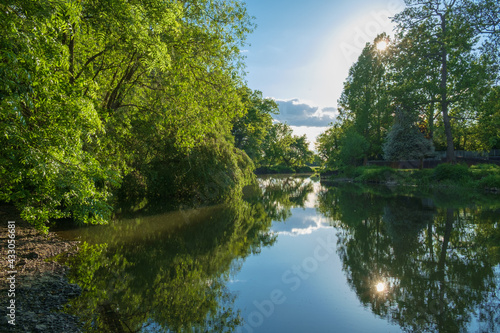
337,34,393,160
260,123,314,168
0,0,256,229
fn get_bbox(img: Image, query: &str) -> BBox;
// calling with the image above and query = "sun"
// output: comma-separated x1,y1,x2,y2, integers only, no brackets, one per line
376,40,388,51
376,282,386,292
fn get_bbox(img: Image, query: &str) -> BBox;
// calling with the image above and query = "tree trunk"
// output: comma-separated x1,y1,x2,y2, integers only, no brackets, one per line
428,102,434,139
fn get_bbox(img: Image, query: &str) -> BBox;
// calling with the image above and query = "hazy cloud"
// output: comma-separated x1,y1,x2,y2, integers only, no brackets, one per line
272,209,331,236
275,99,337,127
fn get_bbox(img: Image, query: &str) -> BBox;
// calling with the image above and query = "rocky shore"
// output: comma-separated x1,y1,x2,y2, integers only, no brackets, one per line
0,205,82,332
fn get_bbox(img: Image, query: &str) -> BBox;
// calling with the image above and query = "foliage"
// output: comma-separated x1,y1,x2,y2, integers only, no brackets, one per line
408,168,434,186
337,129,369,167
295,166,315,173
475,86,500,150
337,33,393,160
392,0,498,162
254,165,314,175
260,123,314,168
316,123,343,168
469,163,500,180
328,163,500,194
0,0,120,230
319,1,499,168
355,166,403,184
477,174,500,190
470,163,500,171
231,88,279,163
254,165,295,174
383,109,434,161
0,0,262,229
433,163,471,182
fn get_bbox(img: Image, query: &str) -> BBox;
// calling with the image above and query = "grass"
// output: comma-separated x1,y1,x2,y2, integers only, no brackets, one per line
325,163,500,192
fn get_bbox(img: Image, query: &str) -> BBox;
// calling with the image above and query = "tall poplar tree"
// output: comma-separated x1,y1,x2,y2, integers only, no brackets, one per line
338,34,393,160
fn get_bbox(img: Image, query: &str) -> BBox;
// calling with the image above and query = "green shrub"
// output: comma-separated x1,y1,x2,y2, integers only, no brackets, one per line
469,163,500,171
477,174,500,189
295,166,314,173
356,166,401,183
470,164,500,180
274,165,295,173
338,130,369,167
340,166,364,179
433,163,471,182
409,169,434,185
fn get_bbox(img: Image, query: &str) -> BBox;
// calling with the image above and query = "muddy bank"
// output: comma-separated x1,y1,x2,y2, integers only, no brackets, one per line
0,205,82,332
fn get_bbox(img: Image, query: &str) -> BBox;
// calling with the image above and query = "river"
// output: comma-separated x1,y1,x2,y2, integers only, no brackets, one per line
56,175,500,332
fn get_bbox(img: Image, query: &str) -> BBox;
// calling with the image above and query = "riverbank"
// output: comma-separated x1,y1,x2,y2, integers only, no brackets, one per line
254,165,315,175
0,204,82,332
320,164,500,193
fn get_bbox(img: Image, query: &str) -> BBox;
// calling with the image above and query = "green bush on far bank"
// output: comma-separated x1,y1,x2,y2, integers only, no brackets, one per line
433,163,471,182
477,174,500,190
470,164,500,179
351,166,403,183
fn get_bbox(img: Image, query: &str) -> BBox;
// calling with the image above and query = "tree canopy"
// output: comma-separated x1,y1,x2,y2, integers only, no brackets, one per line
0,0,317,230
318,0,500,168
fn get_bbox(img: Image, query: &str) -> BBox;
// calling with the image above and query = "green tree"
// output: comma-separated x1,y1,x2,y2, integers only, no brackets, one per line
0,0,121,230
392,0,498,162
337,129,369,167
231,88,278,163
338,34,393,160
474,86,500,150
383,108,434,164
261,123,313,168
316,123,343,168
0,0,257,230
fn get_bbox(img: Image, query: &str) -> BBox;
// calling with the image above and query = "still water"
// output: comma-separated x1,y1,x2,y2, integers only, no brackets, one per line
56,175,500,332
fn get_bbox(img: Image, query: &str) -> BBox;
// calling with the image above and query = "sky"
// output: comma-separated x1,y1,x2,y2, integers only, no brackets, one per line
243,0,405,150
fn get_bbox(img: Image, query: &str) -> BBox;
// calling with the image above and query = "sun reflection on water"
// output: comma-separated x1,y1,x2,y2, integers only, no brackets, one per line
376,282,386,293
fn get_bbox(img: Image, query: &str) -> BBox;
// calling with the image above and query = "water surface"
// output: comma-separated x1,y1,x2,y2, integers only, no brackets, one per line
57,176,500,332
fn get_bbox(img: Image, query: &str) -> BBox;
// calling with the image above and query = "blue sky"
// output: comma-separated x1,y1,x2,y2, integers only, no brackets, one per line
242,0,405,149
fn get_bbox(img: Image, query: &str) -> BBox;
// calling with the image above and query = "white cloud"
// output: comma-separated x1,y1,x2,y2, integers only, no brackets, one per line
274,213,332,237
289,126,329,151
275,99,337,127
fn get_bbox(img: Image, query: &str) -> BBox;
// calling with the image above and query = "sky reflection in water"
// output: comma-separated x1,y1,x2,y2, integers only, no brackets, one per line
57,176,500,333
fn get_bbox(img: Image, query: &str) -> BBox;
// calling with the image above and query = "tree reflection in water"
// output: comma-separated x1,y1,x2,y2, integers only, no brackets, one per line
59,176,315,332
59,177,499,332
318,183,500,333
